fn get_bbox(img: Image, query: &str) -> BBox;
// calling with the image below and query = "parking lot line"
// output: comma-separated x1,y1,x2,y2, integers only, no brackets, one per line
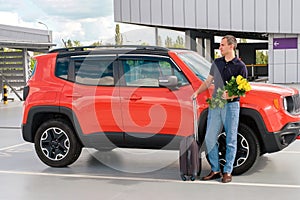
0,142,28,151
279,151,300,154
0,126,21,129
0,170,299,189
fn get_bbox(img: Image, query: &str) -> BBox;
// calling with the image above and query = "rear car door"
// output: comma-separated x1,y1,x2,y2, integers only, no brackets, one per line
118,55,194,149
59,54,123,146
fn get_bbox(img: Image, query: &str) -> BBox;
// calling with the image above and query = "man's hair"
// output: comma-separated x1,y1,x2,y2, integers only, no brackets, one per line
222,35,237,50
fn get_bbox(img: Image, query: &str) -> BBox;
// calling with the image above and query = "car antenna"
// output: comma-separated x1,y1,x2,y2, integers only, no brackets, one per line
62,39,67,48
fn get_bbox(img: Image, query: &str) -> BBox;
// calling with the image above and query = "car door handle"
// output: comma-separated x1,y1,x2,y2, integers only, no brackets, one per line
65,93,83,98
124,96,142,101
130,96,142,100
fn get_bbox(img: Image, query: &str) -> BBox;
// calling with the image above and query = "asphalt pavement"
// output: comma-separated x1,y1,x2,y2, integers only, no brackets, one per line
0,86,300,200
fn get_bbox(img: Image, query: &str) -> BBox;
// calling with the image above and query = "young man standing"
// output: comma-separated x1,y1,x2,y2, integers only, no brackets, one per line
192,35,247,183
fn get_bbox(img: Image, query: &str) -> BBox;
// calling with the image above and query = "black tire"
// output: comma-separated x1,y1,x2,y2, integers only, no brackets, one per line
34,119,82,167
218,123,260,175
190,176,195,181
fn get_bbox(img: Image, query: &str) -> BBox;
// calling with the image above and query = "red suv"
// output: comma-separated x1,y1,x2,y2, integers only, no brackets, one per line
22,46,300,175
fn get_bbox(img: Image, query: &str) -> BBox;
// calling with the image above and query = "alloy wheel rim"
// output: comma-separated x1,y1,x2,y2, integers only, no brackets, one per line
40,127,70,161
218,132,250,168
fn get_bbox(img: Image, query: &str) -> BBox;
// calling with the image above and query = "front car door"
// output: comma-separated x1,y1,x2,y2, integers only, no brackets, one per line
118,55,194,149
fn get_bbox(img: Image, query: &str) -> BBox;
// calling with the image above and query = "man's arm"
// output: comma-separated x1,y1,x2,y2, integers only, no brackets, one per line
192,75,214,99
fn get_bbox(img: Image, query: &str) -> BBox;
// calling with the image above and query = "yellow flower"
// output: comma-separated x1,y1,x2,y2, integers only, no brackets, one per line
245,83,252,92
236,75,243,85
207,75,251,109
238,84,243,90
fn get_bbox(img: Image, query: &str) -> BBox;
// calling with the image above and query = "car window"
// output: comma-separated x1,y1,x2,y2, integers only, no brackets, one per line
55,57,70,79
73,58,114,86
159,61,189,86
121,58,189,87
177,51,211,81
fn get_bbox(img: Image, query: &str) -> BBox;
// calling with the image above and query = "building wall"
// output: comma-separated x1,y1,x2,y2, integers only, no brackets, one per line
114,0,300,34
0,24,54,52
269,34,300,83
114,0,300,83
0,24,50,43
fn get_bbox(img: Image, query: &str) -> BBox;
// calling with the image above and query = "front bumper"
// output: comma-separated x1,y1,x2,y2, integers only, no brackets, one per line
263,121,300,153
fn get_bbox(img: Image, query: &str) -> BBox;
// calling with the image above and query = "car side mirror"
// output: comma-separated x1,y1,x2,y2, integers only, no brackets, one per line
158,76,178,90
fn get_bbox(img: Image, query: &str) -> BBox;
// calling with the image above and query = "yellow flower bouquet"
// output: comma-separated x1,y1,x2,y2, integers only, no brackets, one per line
206,75,251,109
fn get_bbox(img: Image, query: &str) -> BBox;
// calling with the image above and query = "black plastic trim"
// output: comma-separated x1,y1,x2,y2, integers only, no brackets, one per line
198,108,299,154
239,108,298,153
22,106,183,150
124,132,182,150
23,106,298,152
22,106,60,142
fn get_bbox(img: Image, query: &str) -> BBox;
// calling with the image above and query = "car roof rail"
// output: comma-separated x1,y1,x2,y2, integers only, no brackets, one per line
48,45,170,53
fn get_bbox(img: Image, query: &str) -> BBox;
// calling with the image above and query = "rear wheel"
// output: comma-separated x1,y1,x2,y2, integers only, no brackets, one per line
34,119,82,167
218,123,260,175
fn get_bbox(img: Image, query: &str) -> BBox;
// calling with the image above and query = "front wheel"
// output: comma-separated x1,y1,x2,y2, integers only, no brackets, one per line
34,119,82,167
218,123,260,175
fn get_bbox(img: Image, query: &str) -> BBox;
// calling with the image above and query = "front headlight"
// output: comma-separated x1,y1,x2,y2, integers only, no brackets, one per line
282,95,300,114
283,97,288,111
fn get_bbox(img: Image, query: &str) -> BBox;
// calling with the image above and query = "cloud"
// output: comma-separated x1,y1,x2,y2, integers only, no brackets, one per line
0,0,113,22
31,0,113,20
0,0,116,47
0,0,20,11
0,0,151,48
53,16,114,46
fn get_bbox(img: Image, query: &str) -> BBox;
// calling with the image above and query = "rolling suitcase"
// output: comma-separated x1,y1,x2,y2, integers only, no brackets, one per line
179,98,201,181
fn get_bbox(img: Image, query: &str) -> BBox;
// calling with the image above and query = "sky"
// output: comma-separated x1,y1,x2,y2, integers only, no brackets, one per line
0,0,148,47
0,0,265,49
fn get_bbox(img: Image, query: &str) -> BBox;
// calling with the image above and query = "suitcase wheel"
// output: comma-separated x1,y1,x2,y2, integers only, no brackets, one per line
190,176,196,181
180,175,187,181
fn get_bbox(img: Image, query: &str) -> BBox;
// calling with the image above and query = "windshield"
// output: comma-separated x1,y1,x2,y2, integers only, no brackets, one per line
177,51,211,80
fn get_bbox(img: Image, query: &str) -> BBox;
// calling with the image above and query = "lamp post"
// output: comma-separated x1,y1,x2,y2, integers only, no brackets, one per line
38,21,50,43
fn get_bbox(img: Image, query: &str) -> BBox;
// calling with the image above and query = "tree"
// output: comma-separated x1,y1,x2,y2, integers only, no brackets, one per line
140,42,149,46
115,24,123,45
66,39,73,47
165,36,173,48
256,50,268,64
239,38,247,43
91,41,102,46
63,39,82,47
157,35,162,46
173,36,184,48
73,40,81,47
214,51,221,59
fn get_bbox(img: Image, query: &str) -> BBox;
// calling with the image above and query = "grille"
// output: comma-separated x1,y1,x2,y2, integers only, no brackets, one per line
293,94,300,114
286,94,300,115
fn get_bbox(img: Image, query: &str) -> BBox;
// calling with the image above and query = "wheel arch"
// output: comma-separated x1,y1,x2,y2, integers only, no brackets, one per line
239,108,268,154
198,107,268,154
22,106,83,147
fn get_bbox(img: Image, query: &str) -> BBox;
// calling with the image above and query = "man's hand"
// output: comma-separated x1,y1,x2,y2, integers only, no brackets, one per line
221,90,229,99
191,92,198,100
222,90,237,100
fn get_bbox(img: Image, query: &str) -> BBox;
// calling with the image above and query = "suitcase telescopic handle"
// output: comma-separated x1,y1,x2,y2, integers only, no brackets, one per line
192,98,198,141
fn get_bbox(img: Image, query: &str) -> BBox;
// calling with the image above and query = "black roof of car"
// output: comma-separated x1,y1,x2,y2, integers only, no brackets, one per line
48,45,190,57
49,45,170,53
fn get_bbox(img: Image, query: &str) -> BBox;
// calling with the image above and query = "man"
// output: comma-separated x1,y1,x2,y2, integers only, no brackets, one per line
192,35,247,183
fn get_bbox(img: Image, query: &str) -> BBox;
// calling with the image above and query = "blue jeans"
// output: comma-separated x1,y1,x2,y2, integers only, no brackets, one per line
205,101,240,174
